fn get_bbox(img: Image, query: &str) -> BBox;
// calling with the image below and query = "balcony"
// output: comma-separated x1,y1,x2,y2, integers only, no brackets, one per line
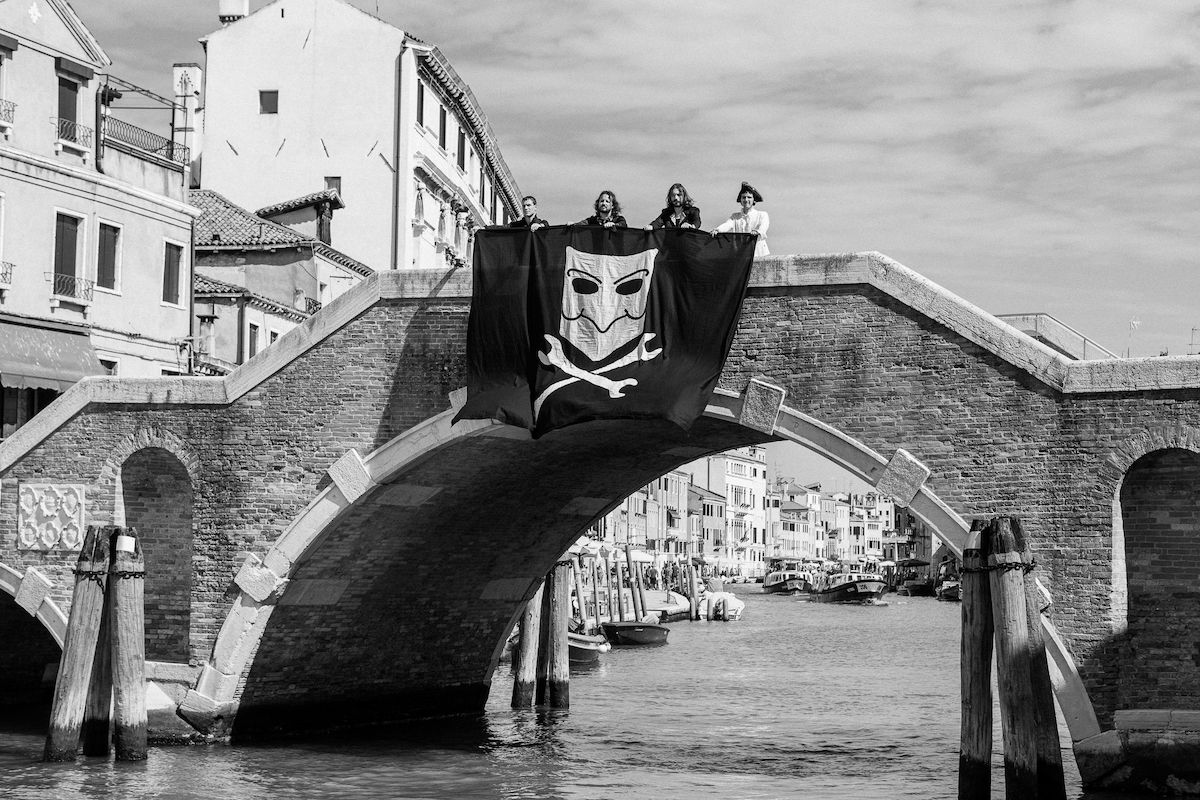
100,115,189,165
0,261,11,303
0,99,14,139
51,118,93,161
47,272,94,312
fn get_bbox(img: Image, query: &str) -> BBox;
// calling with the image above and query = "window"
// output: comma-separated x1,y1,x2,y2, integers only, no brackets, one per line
438,106,447,149
490,187,497,223
58,77,78,126
54,213,81,279
99,359,117,376
259,90,278,114
324,176,341,195
416,82,424,127
269,330,279,345
97,222,119,290
248,324,260,358
456,128,465,170
479,167,485,204
162,241,182,304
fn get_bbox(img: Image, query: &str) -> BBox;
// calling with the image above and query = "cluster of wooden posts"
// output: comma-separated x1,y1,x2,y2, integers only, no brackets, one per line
43,525,148,762
960,516,1067,800
510,545,707,710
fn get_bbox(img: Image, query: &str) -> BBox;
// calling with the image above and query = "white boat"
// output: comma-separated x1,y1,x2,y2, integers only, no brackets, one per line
698,591,745,620
763,558,812,594
809,570,887,603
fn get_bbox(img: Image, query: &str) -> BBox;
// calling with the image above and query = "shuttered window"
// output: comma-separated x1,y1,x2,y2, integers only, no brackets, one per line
97,223,119,289
162,242,182,304
54,213,80,277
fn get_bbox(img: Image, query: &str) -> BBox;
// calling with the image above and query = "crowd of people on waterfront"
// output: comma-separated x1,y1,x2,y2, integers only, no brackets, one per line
507,181,771,256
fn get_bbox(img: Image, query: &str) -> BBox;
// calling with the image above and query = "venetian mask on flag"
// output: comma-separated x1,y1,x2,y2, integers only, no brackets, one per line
534,246,663,420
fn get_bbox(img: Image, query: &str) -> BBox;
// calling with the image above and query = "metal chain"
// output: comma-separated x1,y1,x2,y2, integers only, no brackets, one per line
72,567,107,589
960,557,1037,574
109,570,146,580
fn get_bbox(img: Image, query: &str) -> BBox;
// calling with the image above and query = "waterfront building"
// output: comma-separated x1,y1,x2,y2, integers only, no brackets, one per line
645,469,691,556
198,0,522,273
687,446,769,575
189,188,372,373
0,0,199,439
687,484,726,562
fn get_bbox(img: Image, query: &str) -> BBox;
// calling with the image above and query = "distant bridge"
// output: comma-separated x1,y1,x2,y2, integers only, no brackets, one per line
3,252,1199,791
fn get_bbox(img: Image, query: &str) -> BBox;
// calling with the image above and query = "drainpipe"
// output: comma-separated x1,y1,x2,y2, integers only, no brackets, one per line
390,44,406,271
94,77,105,174
236,296,245,365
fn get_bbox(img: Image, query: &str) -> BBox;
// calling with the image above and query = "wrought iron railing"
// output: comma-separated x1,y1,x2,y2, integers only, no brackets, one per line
0,261,12,284
52,117,93,148
304,297,323,315
100,115,189,165
48,272,94,302
0,99,15,125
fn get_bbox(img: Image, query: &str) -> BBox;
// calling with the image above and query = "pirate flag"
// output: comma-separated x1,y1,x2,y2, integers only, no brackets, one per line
454,225,757,437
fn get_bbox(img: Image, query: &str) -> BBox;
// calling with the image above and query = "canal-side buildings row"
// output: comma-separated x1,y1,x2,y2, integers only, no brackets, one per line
586,445,934,576
0,0,521,438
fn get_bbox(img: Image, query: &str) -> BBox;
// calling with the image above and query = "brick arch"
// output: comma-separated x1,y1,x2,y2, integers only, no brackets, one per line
1100,425,1200,639
0,563,68,705
99,424,202,489
192,387,1096,745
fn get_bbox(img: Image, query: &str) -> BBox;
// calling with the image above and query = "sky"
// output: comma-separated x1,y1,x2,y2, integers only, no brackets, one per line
74,0,1200,361
67,0,1200,489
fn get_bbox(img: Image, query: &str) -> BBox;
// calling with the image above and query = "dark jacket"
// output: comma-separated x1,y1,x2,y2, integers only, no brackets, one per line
650,206,702,229
509,216,549,229
578,215,627,227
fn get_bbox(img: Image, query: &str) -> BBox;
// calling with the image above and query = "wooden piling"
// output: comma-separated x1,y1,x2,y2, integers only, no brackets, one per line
959,519,993,800
571,556,588,632
614,560,627,621
535,569,553,706
604,556,615,622
590,559,603,626
109,527,148,761
688,564,700,620
511,582,543,708
633,555,649,622
623,546,641,620
987,516,1038,799
81,591,113,757
1025,558,1067,800
44,525,110,761
545,560,571,708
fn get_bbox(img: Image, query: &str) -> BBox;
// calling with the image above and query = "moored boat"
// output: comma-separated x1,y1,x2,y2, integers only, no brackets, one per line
809,570,887,603
600,619,670,645
568,631,611,663
936,579,961,602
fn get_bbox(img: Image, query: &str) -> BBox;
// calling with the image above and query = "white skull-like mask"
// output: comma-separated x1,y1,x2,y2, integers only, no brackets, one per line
559,247,658,362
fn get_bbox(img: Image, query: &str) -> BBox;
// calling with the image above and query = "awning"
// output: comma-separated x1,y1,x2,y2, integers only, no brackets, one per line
0,321,102,391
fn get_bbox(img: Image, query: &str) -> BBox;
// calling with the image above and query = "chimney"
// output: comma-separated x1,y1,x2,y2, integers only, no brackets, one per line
218,0,249,25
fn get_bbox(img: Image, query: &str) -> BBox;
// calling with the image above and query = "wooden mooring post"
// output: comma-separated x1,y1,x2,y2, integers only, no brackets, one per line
109,528,148,760
688,564,700,621
1024,547,1067,800
623,546,641,620
511,582,543,708
536,561,570,708
959,519,993,800
44,525,110,761
571,556,588,633
81,591,113,757
986,516,1038,799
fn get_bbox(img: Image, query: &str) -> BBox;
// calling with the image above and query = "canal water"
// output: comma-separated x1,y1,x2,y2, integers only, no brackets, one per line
0,587,1125,799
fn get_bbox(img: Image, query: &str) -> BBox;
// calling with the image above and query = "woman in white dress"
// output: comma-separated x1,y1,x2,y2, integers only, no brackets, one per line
712,182,769,257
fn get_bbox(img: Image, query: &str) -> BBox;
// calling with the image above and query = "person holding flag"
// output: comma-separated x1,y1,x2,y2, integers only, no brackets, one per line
712,181,770,256
578,190,627,228
509,195,548,230
645,183,702,230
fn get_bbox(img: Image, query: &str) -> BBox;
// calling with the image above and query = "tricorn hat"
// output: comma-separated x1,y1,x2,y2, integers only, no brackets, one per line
736,182,763,203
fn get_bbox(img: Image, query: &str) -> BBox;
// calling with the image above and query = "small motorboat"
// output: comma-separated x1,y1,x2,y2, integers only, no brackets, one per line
600,618,670,645
568,631,611,663
809,570,887,604
936,579,961,602
698,591,745,621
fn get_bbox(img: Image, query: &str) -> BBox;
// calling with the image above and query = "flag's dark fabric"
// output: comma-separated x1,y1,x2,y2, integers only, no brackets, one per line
455,225,756,437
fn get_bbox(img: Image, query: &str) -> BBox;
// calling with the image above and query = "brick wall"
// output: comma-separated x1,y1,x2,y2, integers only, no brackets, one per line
1117,448,1200,709
122,447,193,662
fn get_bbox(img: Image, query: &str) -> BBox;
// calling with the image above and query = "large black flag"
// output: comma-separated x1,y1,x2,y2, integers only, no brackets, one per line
455,225,757,437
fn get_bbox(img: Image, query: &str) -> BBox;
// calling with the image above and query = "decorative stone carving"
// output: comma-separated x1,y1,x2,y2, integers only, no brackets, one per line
17,484,85,551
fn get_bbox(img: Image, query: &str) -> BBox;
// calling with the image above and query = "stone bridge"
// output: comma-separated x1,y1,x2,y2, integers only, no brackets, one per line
3,252,1200,790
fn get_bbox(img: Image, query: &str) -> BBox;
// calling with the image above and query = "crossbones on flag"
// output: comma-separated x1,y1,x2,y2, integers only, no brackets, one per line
454,225,757,437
